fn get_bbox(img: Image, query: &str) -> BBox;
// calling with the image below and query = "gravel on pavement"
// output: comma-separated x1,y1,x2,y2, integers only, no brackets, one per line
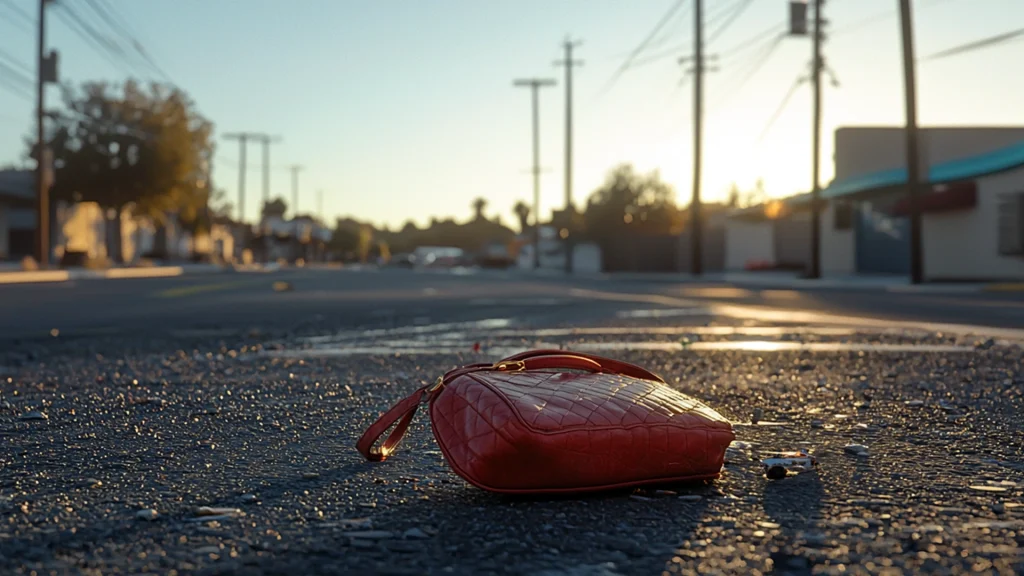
2,312,1023,575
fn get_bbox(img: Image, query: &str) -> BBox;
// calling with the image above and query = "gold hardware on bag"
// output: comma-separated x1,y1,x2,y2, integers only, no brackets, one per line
427,377,444,393
492,360,526,372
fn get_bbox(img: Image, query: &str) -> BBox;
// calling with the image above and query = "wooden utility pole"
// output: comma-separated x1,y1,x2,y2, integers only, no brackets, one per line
514,78,556,270
289,164,303,217
690,0,705,276
223,132,260,222
555,37,583,274
257,135,281,208
898,0,924,284
35,0,54,266
809,0,824,279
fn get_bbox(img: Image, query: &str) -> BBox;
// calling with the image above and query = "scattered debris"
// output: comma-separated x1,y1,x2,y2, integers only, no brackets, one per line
761,451,818,479
338,518,373,531
403,527,431,540
843,444,869,457
272,281,294,292
302,472,320,480
136,509,158,521
19,410,47,421
678,495,702,502
196,506,245,518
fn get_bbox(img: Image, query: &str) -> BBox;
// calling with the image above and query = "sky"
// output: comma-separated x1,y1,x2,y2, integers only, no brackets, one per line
1,0,1022,229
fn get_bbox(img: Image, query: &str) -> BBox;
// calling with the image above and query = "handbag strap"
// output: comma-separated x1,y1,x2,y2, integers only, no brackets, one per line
501,349,666,383
356,351,663,462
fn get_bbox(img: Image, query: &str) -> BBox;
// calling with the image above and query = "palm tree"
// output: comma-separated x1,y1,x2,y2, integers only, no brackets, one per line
472,197,488,220
513,201,531,234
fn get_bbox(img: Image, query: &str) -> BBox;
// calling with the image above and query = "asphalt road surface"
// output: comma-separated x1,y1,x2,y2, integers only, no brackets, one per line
1,268,1023,575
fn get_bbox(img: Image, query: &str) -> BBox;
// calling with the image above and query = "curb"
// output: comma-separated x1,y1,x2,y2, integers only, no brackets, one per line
981,283,1024,292
0,264,228,285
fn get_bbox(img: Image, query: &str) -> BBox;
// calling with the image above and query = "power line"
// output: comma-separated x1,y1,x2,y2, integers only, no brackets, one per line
624,11,771,71
757,74,808,143
0,47,33,77
707,0,754,46
711,33,785,112
718,22,787,60
831,0,961,39
0,59,34,89
923,26,1024,61
52,4,128,72
600,0,688,94
81,0,173,82
0,0,33,25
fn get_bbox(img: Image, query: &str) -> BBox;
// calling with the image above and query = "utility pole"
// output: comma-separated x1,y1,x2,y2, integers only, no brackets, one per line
256,135,281,209
223,132,260,222
690,0,705,276
788,0,825,278
514,78,556,270
810,0,824,279
555,37,583,274
898,0,924,284
35,0,57,267
289,164,303,217
317,189,324,222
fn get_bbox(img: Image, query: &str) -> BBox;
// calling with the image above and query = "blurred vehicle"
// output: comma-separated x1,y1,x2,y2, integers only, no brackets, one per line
413,246,464,268
476,241,516,269
388,253,416,268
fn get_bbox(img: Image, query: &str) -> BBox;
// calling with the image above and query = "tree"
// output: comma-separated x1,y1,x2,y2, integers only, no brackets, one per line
726,183,741,208
262,197,288,219
357,225,374,263
513,201,531,233
583,164,682,240
472,197,488,220
36,80,213,261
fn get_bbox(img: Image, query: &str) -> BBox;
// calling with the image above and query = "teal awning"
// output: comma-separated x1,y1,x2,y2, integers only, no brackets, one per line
822,138,1024,200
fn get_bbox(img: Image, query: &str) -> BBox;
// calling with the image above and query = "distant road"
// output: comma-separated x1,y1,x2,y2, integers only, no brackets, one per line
0,267,1022,341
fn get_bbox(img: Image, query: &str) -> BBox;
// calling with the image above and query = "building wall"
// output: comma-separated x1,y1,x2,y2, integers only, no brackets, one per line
834,127,1024,182
923,169,1024,281
724,220,774,270
0,203,8,259
773,212,812,268
820,201,855,275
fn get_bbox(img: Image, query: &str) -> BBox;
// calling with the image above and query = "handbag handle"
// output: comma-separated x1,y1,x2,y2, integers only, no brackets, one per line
356,351,663,462
501,349,665,383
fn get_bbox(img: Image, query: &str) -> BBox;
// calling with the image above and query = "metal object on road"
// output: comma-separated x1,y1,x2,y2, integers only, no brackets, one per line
761,451,818,479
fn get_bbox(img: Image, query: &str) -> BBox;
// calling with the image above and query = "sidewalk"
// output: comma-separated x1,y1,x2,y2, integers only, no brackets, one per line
0,263,227,285
522,268,1019,293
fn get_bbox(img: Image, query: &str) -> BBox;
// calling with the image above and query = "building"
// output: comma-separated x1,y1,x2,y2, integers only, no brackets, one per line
0,170,36,261
0,168,237,265
722,126,1024,281
819,126,1024,281
724,195,811,271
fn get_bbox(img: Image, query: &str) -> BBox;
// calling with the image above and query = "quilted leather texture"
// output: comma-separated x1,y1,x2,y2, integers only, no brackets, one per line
430,369,735,493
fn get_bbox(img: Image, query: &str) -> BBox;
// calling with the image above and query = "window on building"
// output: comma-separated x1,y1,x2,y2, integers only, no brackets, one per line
997,192,1024,256
833,202,854,230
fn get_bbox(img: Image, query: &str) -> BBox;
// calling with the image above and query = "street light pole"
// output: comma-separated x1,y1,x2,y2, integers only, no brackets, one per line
514,78,556,270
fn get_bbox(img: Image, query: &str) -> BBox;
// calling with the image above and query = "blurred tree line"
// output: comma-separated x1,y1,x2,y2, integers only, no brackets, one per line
27,80,215,262
329,163,734,263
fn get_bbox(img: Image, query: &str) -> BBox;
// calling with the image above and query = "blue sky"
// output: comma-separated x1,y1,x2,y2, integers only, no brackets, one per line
0,0,1021,228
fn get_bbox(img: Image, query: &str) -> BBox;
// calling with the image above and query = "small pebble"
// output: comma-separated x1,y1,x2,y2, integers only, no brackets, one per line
302,472,320,480
19,411,47,421
136,509,158,521
678,495,702,502
403,527,430,540
240,494,257,503
843,444,869,457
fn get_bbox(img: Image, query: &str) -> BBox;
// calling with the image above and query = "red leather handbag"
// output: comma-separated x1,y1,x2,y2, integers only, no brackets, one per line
356,349,735,494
